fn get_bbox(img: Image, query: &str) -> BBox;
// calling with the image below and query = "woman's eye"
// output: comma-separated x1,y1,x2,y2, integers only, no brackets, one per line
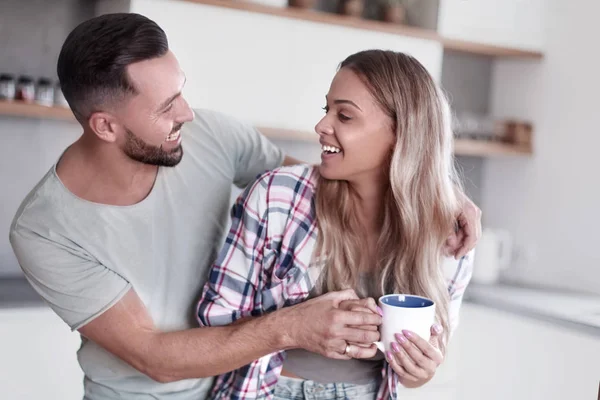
338,113,351,122
322,105,329,113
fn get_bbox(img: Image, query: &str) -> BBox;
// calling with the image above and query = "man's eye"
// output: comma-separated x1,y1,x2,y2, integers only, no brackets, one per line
164,103,174,113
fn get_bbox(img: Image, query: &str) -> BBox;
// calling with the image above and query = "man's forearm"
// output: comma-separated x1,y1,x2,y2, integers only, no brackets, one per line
141,310,292,382
80,288,381,384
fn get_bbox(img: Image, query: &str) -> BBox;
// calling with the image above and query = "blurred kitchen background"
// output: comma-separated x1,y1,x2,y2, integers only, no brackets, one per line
1,0,599,398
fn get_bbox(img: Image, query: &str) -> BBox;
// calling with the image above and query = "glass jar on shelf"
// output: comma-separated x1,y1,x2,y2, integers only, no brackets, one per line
0,74,16,100
16,75,35,103
35,77,55,107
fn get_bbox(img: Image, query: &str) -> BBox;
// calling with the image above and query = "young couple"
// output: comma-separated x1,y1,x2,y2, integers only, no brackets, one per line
10,13,476,400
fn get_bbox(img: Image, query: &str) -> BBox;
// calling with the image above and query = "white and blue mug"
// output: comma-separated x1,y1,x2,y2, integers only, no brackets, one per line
374,294,436,353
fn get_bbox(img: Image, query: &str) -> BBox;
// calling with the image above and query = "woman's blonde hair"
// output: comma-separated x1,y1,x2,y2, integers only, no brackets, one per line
314,50,461,352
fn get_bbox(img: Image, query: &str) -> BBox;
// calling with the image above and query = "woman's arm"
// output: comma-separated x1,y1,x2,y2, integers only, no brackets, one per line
197,170,381,357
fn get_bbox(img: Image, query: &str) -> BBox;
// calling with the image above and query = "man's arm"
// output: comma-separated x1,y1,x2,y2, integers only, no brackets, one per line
78,288,381,383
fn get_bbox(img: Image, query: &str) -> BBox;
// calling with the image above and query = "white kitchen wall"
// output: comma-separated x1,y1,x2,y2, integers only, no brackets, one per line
125,0,444,133
484,0,600,294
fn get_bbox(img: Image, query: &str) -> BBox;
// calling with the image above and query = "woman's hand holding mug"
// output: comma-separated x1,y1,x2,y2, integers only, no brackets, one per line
385,324,444,388
373,294,442,388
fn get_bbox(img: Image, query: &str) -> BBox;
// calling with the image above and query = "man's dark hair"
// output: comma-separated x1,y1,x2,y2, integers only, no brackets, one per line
57,13,168,122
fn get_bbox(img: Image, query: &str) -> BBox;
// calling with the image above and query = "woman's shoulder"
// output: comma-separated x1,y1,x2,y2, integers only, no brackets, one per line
252,164,319,199
238,164,319,218
269,163,318,185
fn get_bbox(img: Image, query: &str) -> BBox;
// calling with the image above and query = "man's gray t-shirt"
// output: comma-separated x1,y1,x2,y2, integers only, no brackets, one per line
9,109,284,399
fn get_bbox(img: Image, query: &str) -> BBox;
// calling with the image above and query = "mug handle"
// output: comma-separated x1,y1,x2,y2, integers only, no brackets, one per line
374,341,385,353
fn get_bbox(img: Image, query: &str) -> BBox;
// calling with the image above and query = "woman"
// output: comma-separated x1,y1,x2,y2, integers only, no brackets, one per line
197,50,474,399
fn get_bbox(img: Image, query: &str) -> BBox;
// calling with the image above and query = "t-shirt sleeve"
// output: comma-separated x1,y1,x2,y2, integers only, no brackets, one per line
9,223,131,331
204,110,285,188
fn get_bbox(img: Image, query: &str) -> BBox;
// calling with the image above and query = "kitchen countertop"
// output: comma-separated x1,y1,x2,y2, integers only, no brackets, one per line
0,277,45,309
464,282,600,336
2,277,600,337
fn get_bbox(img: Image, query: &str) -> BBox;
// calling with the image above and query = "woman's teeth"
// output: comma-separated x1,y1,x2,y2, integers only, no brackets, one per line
322,145,342,154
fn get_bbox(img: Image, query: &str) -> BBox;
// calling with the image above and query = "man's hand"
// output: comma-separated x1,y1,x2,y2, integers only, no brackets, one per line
279,290,382,360
445,191,482,259
337,298,383,358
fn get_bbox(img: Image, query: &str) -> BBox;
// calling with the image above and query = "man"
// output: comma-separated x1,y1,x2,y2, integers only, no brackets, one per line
9,13,481,400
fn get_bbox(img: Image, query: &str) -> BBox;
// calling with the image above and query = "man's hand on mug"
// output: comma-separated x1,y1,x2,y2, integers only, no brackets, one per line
336,298,383,359
281,290,382,361
338,298,383,332
385,323,444,388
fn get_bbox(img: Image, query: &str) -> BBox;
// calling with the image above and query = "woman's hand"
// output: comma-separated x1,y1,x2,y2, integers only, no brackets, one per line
385,324,444,388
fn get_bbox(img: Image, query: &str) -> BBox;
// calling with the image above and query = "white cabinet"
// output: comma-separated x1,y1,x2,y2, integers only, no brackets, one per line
97,0,443,133
0,306,84,400
438,0,545,52
452,303,600,400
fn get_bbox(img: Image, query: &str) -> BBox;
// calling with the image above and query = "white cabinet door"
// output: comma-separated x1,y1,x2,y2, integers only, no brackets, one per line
438,0,544,51
0,307,84,400
452,303,600,400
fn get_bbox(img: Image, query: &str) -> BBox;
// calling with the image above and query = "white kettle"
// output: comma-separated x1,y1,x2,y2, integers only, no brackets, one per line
471,228,513,284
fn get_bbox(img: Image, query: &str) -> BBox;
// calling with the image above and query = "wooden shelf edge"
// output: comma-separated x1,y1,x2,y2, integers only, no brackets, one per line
0,100,74,121
259,127,532,157
442,38,544,59
0,102,533,157
182,0,544,59
453,139,533,157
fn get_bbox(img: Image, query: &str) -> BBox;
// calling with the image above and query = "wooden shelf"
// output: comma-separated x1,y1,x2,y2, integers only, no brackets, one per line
183,0,543,59
441,37,543,59
258,127,531,157
453,139,532,157
0,102,531,157
0,100,73,121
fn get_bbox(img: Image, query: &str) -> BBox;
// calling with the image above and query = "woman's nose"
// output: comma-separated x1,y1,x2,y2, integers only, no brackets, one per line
315,116,334,137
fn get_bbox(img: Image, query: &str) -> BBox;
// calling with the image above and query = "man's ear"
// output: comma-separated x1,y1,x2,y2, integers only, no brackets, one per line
88,112,120,143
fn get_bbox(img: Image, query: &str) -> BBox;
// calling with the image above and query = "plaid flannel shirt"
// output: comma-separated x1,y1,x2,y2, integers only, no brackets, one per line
196,164,473,400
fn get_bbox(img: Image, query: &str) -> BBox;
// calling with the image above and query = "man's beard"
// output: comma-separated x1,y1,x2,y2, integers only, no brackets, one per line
123,125,183,167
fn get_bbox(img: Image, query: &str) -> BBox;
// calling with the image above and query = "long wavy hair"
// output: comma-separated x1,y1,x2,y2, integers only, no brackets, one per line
314,50,461,352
